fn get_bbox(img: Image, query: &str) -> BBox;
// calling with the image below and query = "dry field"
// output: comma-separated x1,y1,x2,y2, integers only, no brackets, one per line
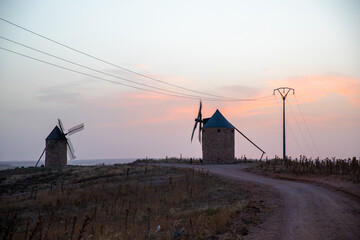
0,163,270,240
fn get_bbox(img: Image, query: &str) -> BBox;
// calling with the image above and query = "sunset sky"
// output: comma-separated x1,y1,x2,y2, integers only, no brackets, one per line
0,0,359,161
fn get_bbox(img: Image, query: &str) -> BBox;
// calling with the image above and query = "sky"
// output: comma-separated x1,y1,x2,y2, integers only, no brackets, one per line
0,0,359,161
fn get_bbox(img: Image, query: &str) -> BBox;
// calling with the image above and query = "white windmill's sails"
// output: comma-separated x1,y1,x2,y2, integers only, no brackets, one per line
67,138,76,160
68,123,84,136
58,119,65,133
57,118,85,160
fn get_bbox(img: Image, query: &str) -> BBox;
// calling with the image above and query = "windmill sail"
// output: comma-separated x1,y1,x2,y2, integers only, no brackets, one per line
191,100,202,143
67,123,84,136
58,119,65,133
191,120,199,142
67,138,76,160
198,101,202,143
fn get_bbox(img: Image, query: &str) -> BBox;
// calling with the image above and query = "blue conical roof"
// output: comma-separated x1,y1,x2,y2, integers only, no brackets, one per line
46,126,67,140
202,109,234,129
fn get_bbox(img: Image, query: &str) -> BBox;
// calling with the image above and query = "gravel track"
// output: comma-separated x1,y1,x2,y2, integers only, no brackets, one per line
166,163,360,240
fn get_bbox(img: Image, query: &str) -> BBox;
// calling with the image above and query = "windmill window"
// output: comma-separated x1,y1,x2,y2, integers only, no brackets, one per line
217,129,220,132
232,129,234,133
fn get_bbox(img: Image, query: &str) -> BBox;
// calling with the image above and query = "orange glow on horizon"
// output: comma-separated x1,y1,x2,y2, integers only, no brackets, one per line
94,73,359,130
267,75,360,105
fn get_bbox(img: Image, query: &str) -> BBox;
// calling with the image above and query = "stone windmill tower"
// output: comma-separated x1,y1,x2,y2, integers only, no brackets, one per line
36,119,84,167
45,126,68,167
191,101,265,163
201,109,235,163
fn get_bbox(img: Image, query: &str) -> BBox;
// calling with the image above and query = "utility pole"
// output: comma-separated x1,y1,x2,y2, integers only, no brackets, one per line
273,87,295,160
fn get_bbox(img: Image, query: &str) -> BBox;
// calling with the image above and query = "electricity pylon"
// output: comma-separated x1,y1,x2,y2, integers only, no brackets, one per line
274,87,295,160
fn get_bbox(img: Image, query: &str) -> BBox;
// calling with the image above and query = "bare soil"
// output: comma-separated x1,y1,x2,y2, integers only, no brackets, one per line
164,163,360,240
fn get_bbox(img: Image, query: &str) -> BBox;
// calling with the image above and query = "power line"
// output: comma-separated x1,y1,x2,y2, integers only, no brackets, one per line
294,95,321,157
0,46,202,100
0,17,272,101
0,35,274,102
0,36,217,100
1,45,274,102
286,99,315,157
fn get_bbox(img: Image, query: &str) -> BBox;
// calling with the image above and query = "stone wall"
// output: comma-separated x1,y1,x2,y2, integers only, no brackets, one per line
45,140,67,167
202,127,234,163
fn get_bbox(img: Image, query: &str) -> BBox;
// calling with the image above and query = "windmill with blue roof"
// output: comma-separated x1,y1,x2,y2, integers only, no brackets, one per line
36,119,84,167
191,101,265,163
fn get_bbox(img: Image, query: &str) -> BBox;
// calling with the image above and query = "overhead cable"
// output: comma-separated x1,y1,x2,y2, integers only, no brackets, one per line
274,94,305,156
0,17,272,101
0,36,216,100
294,95,321,157
0,46,201,100
0,35,274,102
286,99,315,157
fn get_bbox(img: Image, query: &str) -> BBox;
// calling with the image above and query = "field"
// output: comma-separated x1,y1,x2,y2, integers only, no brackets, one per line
0,163,270,240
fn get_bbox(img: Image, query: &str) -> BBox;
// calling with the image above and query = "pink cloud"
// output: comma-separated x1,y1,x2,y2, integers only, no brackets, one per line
76,72,359,159
267,74,360,106
89,73,359,133
213,74,360,122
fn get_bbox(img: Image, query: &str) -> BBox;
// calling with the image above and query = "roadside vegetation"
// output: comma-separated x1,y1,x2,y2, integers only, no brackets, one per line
134,156,252,165
253,156,360,182
0,163,268,239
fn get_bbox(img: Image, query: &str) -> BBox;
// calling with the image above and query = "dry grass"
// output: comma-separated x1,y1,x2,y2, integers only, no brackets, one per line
255,156,360,182
0,163,259,239
134,156,253,165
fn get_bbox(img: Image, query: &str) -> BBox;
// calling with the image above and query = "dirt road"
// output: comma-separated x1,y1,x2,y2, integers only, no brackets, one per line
166,163,360,240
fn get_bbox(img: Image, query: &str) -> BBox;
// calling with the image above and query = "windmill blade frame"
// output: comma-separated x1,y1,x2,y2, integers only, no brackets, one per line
191,100,203,143
58,118,65,134
198,118,202,143
67,137,76,160
67,144,75,160
191,120,198,142
198,101,202,143
67,123,84,136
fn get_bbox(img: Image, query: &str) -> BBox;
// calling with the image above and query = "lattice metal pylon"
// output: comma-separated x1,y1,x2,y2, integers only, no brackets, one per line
273,87,295,160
